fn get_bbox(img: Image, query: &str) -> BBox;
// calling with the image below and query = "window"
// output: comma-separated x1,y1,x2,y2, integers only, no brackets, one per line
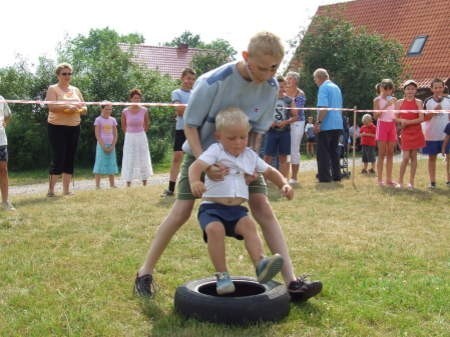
407,35,428,56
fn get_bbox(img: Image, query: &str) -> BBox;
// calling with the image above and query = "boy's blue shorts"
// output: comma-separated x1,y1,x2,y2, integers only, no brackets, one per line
422,140,449,155
198,203,247,242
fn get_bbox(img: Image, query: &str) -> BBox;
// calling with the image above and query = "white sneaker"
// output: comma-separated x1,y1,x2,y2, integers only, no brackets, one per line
2,201,16,211
288,178,298,185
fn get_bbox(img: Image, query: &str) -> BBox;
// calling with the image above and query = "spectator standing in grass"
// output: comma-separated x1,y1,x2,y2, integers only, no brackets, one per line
312,68,343,183
263,76,297,178
305,116,316,157
0,95,15,210
394,80,425,189
93,102,118,189
422,78,450,189
285,71,306,185
359,114,377,174
45,63,87,197
120,89,153,187
161,68,196,197
373,79,398,187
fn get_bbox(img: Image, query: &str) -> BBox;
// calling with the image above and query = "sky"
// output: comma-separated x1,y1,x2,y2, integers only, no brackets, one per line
0,0,346,71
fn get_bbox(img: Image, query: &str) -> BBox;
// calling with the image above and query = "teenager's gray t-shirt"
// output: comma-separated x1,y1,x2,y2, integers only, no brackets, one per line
182,61,278,155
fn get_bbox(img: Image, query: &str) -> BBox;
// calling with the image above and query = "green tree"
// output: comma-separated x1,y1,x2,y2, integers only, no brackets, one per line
165,31,203,48
291,17,404,113
58,27,177,166
0,59,54,170
166,31,236,75
191,38,236,75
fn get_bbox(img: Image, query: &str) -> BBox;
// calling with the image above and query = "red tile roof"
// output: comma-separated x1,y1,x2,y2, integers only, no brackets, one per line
296,0,449,88
118,43,205,79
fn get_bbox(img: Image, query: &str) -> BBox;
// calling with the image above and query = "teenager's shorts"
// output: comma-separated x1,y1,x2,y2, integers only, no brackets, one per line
264,130,291,156
0,145,8,162
422,140,449,155
376,121,397,142
307,136,316,142
198,203,246,242
173,129,186,152
177,153,268,200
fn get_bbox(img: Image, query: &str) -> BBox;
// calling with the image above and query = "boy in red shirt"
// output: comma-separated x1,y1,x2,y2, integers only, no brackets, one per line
360,114,377,174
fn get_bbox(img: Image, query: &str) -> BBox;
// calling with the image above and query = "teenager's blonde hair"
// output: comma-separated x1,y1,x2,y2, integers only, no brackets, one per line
247,32,284,59
215,107,250,132
362,114,373,124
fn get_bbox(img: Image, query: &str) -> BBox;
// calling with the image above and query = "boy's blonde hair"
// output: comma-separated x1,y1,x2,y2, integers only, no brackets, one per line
215,107,250,132
247,32,284,59
362,114,373,124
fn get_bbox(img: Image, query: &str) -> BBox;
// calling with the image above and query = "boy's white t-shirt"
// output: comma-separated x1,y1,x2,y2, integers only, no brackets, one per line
423,96,450,141
198,143,269,200
0,96,12,146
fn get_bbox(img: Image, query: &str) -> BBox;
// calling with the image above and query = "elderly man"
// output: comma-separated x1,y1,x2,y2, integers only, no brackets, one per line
313,68,344,182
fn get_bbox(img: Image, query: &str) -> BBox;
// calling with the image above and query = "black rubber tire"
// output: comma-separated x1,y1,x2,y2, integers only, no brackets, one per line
174,276,290,325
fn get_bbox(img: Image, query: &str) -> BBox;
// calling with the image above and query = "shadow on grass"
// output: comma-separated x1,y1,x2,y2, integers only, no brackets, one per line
314,181,345,191
379,186,433,200
12,195,61,207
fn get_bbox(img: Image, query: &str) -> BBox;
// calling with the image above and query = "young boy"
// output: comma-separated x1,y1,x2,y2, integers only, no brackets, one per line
189,107,292,294
161,68,196,197
422,78,450,189
0,95,15,211
263,76,296,178
359,114,377,174
135,31,323,302
305,116,316,157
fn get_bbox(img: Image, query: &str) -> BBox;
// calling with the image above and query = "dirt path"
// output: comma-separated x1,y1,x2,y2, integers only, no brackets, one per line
9,156,380,196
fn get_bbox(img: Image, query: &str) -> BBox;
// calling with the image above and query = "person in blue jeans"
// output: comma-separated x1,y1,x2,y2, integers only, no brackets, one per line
263,75,297,178
313,68,344,182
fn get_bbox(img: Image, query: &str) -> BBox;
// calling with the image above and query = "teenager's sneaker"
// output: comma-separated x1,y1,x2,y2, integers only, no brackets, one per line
288,275,323,302
360,169,368,174
1,201,16,211
368,168,376,174
160,189,174,197
256,254,284,284
215,272,235,295
428,182,436,189
134,273,155,297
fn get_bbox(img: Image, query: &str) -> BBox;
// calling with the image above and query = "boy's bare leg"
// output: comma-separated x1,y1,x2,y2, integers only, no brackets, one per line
205,222,227,272
235,216,264,266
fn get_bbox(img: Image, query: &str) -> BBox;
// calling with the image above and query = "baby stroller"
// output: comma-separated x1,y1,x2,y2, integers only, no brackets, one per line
338,116,351,178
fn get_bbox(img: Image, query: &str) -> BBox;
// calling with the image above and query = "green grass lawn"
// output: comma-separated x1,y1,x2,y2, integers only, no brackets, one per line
1,159,449,337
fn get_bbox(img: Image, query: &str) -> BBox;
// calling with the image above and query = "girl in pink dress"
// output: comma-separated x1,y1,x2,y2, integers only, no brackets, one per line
373,79,398,186
394,80,425,189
